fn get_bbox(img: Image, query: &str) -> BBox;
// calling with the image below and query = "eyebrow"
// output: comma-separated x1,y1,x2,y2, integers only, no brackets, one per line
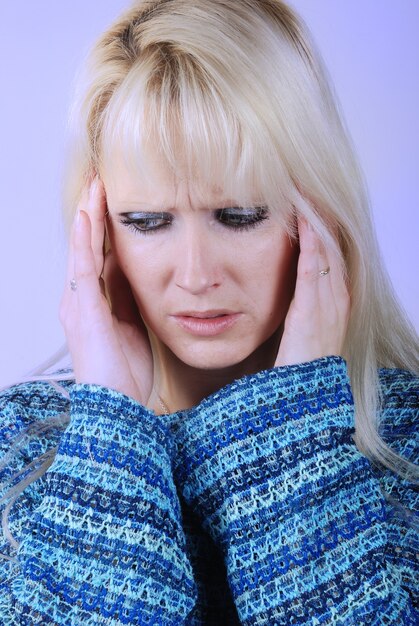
107,205,173,219
116,207,264,219
109,198,269,221
118,210,171,216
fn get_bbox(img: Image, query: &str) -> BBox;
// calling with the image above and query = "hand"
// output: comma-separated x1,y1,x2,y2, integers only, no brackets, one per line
59,179,153,404
275,217,350,367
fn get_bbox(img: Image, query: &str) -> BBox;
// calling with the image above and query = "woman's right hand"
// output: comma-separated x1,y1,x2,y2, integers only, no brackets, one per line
59,178,154,405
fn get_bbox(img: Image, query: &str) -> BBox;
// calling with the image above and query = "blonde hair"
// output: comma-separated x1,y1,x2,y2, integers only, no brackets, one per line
63,0,418,475
1,0,418,546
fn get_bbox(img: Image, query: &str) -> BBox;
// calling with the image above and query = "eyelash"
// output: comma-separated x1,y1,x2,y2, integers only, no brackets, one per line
119,206,269,235
120,214,171,234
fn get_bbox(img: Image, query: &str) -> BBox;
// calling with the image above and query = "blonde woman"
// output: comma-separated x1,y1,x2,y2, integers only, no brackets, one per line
0,1,417,624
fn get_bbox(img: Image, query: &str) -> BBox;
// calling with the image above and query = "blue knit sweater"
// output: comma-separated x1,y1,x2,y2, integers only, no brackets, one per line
0,356,417,624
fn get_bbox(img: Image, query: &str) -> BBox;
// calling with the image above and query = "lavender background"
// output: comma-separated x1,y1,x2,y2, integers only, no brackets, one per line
0,1,417,388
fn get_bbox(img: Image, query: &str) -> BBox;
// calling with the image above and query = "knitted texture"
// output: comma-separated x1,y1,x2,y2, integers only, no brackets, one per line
0,356,417,625
0,383,197,624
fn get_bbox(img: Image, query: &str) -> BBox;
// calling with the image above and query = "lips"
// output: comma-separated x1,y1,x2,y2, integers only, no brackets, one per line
173,310,236,318
170,311,241,336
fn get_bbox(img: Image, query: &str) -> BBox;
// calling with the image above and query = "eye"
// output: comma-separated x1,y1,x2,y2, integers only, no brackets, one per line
215,206,269,230
119,212,172,234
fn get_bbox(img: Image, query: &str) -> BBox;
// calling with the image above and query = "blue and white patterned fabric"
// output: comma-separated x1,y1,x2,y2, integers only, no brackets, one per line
0,356,417,624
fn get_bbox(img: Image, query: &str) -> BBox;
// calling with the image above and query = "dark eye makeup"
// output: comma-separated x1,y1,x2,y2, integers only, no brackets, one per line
215,206,269,229
119,212,172,233
118,205,269,235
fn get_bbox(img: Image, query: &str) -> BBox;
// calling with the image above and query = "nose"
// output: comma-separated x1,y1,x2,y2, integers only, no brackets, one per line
174,226,220,295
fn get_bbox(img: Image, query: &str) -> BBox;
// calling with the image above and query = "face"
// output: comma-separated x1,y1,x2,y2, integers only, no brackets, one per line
102,151,298,372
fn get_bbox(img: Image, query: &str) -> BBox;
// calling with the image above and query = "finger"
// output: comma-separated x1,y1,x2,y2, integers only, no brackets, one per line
317,237,335,314
103,251,145,328
85,178,107,277
292,217,320,314
321,240,350,322
73,209,107,320
60,206,83,324
316,235,330,278
329,242,349,302
63,220,75,298
64,184,92,287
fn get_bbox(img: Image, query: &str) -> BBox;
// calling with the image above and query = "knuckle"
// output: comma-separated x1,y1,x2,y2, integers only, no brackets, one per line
299,263,317,279
76,266,94,281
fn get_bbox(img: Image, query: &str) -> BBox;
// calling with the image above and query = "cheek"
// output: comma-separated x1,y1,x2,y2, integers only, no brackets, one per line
121,250,161,300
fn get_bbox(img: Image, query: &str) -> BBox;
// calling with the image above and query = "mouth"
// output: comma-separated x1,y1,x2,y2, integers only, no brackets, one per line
170,311,241,336
173,310,236,318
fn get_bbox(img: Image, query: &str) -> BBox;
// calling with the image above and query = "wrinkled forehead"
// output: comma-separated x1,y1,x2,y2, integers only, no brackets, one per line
100,143,269,213
100,124,262,207
98,75,295,219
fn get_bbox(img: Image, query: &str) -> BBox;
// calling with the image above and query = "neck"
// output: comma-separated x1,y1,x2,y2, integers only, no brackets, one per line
149,328,282,413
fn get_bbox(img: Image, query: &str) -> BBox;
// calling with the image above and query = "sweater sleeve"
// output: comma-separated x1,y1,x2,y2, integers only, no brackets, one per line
170,356,418,625
374,367,419,609
0,383,197,625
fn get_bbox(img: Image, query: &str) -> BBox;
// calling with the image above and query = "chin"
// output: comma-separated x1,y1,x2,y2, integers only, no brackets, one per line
168,335,276,373
148,321,282,374
176,351,247,371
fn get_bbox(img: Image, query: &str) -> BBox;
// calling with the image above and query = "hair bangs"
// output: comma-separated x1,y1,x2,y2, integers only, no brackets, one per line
99,46,295,231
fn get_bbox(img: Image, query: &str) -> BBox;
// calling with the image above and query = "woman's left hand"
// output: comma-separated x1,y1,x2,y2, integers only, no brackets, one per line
275,217,350,367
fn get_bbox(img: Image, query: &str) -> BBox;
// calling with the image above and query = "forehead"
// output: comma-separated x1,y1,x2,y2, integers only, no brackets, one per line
101,145,264,210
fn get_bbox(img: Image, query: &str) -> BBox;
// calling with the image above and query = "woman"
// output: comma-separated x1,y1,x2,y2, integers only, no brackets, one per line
0,0,417,624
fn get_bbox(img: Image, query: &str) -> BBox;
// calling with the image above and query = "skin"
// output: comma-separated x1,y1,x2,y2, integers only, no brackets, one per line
59,155,350,414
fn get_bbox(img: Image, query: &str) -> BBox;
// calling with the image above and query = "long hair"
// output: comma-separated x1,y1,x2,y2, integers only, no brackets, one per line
1,0,418,550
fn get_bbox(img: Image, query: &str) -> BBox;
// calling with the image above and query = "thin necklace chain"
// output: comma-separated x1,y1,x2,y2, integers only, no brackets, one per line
156,390,170,415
